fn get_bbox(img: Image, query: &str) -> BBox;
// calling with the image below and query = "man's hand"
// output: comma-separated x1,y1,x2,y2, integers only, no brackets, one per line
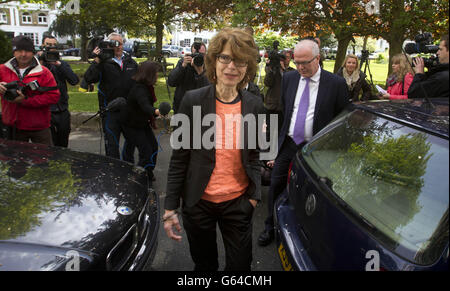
163,209,182,242
48,61,61,66
10,90,26,104
93,47,101,64
182,54,193,68
249,199,257,208
413,57,425,74
0,82,7,95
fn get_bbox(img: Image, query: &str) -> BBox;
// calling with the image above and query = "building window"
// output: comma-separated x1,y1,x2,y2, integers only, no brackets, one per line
184,39,191,48
38,13,47,24
0,12,7,24
21,33,39,46
21,12,32,24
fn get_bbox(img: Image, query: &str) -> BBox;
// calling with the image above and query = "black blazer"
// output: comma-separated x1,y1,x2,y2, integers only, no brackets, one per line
165,85,265,210
122,83,157,129
278,69,349,151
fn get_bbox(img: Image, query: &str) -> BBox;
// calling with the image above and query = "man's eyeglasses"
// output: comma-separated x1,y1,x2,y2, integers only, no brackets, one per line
293,55,318,66
217,54,248,67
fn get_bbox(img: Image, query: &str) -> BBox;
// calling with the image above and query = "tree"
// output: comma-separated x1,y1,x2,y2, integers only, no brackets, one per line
50,0,123,61
372,0,449,76
232,0,448,76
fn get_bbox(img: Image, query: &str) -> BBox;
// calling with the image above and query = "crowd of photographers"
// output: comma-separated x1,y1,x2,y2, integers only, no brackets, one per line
0,31,448,176
0,28,448,271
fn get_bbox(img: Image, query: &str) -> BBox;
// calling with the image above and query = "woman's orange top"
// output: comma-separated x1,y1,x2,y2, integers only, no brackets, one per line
202,99,249,203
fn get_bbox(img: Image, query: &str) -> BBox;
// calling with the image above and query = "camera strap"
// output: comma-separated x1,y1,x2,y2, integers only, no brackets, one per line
35,86,58,92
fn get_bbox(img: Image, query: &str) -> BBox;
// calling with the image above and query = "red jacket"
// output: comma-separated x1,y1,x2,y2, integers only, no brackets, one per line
387,72,414,100
0,57,60,131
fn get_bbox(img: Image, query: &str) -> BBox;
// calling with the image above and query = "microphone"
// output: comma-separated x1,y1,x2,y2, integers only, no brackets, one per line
158,102,171,116
106,97,127,112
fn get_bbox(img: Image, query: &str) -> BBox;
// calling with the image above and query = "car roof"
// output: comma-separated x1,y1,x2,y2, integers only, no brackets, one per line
350,98,449,139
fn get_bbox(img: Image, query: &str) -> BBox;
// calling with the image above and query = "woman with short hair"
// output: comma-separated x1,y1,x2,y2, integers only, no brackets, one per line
163,28,265,271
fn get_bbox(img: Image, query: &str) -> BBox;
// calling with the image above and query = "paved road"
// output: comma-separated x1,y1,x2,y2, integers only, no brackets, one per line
68,117,282,271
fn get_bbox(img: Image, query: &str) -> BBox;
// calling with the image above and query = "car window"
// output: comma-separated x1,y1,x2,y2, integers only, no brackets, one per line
302,109,449,265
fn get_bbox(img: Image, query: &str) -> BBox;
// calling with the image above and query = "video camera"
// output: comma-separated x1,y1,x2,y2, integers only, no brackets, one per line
2,80,40,101
88,36,121,62
267,40,286,70
190,42,204,67
404,32,440,68
39,46,60,63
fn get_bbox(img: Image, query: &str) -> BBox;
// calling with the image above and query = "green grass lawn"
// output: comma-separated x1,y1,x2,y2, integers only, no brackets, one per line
67,58,390,113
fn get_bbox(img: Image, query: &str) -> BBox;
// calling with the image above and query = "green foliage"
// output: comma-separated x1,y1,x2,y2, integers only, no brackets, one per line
0,30,12,64
254,31,297,51
0,160,81,240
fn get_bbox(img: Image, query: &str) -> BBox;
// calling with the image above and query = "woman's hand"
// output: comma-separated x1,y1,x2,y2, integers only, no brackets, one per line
380,93,391,99
163,210,182,242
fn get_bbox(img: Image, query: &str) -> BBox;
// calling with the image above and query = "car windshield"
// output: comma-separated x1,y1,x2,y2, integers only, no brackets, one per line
302,109,449,265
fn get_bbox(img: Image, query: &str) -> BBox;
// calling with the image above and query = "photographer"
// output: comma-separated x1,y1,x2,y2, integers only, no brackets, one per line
0,35,60,145
38,35,79,147
264,49,294,138
84,32,137,161
167,42,209,113
408,34,449,98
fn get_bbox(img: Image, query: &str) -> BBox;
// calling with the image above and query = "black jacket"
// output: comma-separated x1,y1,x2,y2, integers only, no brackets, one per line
336,67,373,102
122,83,157,129
278,70,349,153
84,52,138,109
264,65,295,111
408,63,449,98
43,60,79,112
165,85,265,210
167,58,209,113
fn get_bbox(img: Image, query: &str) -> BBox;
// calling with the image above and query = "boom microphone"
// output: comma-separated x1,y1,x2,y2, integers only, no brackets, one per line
158,102,171,116
106,97,127,112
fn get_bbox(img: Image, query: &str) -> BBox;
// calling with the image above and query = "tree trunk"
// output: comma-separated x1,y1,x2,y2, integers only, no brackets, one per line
386,35,404,77
153,0,164,60
80,27,89,62
333,36,352,73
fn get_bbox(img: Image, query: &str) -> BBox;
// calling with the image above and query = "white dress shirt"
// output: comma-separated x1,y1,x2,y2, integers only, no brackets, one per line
288,67,321,142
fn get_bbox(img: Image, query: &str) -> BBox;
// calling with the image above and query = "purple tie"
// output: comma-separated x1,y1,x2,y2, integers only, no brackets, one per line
293,78,310,145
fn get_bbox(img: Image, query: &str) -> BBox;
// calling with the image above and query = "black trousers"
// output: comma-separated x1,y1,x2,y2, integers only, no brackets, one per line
264,136,303,231
265,109,283,144
182,194,255,271
50,110,71,148
122,125,158,170
101,111,135,162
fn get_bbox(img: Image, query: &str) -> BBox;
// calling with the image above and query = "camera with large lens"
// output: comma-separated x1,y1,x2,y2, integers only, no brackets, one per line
39,46,60,63
404,32,440,68
268,40,286,70
2,80,40,101
190,42,204,67
87,36,120,62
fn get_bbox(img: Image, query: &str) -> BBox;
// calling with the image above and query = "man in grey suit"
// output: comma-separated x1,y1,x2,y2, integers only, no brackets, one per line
258,39,350,246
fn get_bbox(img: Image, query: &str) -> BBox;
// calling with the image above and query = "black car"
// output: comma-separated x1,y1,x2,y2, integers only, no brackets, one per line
275,98,449,271
0,139,159,271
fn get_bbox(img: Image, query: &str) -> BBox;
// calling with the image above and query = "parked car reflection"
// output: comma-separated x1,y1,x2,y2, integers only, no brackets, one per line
0,139,159,271
275,98,449,271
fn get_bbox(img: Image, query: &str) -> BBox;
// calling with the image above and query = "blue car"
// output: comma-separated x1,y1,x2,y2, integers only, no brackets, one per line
275,98,449,271
63,48,80,56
